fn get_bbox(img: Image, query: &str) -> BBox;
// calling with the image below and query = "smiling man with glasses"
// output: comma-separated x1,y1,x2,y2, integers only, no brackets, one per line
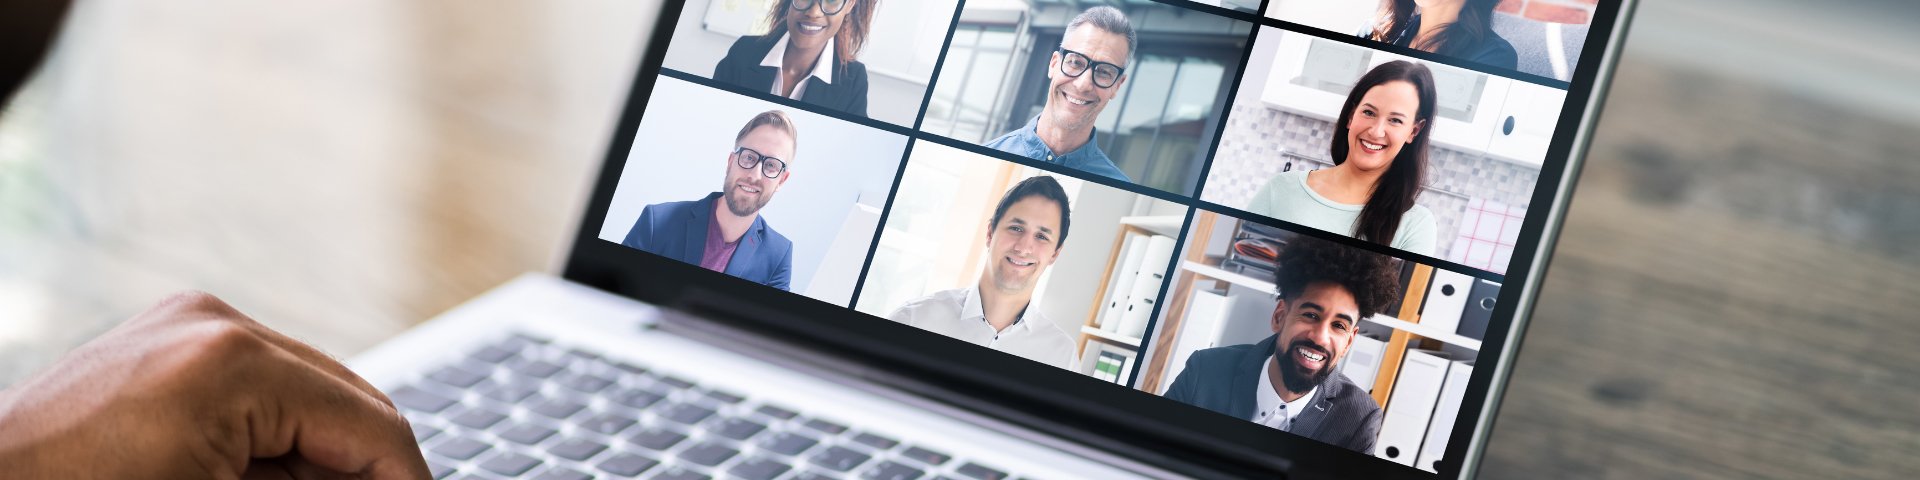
984,6,1135,184
623,110,799,291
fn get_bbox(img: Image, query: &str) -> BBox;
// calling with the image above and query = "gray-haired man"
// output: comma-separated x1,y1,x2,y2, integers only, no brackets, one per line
984,6,1134,183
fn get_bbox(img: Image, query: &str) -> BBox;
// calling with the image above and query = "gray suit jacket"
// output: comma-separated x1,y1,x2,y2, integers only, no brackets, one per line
1164,334,1383,454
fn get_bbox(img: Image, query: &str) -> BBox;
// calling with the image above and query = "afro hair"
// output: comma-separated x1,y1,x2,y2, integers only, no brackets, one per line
1271,236,1402,321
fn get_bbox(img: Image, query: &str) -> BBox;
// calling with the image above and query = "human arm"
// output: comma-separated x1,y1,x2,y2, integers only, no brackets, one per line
0,291,430,479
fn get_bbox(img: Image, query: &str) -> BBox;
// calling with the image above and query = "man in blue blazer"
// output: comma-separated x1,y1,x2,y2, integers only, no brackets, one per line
1164,237,1401,454
622,111,798,291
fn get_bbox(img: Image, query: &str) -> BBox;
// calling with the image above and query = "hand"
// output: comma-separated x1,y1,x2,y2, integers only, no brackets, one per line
0,291,430,479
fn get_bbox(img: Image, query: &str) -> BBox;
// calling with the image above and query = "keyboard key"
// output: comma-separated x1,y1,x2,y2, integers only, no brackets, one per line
595,452,659,477
548,437,609,461
499,422,559,445
559,373,615,393
676,441,739,467
651,466,710,480
656,376,696,389
851,433,897,450
628,427,688,450
793,473,840,480
758,431,819,456
656,403,715,425
449,408,509,430
709,417,768,441
703,390,744,404
531,397,588,419
955,463,1008,480
727,456,793,480
429,438,492,460
428,460,456,479
808,446,871,472
481,382,541,403
391,386,457,413
427,365,490,389
802,419,848,435
565,348,602,361
609,389,665,410
516,360,566,379
480,452,543,476
754,405,798,420
471,345,518,363
532,467,593,480
578,412,639,435
899,447,950,466
860,460,924,480
612,362,648,376
413,423,443,442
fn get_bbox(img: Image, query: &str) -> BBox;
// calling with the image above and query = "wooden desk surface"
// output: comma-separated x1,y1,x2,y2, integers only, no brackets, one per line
0,1,1915,478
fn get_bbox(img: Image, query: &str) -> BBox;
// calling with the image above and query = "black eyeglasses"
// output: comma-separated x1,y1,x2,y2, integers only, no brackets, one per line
1057,48,1125,89
734,147,788,178
791,0,849,15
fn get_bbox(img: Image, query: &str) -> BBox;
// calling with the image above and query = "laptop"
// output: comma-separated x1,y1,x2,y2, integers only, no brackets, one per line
348,0,1639,478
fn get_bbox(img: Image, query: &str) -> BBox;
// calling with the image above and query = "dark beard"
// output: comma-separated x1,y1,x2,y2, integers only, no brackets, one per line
724,185,768,217
1278,339,1335,394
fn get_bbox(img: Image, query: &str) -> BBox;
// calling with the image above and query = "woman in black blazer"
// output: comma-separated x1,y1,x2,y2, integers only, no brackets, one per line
714,0,877,117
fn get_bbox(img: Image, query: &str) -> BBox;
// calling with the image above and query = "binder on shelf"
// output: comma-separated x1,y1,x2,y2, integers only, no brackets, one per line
1457,279,1499,340
1420,269,1474,335
1417,360,1475,473
1159,287,1229,395
1114,235,1177,339
1101,232,1149,332
1091,345,1133,384
1339,334,1388,394
1374,348,1450,466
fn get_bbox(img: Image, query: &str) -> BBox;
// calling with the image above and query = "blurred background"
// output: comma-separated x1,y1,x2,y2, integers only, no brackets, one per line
1,0,1917,478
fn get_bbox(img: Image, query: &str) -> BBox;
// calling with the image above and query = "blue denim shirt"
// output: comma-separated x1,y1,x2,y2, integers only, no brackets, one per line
983,115,1131,183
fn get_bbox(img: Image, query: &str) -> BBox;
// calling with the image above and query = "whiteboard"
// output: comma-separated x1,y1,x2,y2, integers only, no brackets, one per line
704,0,956,84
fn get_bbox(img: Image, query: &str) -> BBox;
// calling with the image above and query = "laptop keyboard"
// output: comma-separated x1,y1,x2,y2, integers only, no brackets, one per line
392,333,1024,480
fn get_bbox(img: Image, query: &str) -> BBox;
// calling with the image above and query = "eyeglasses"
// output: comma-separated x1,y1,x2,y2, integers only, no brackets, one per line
1056,48,1125,89
791,0,849,15
734,147,789,179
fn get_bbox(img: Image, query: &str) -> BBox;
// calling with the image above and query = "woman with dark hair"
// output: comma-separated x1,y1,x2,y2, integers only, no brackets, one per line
713,0,877,116
1358,0,1517,71
1247,60,1438,256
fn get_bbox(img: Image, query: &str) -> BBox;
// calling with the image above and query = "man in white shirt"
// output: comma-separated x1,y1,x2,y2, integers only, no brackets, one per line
887,176,1077,369
1162,237,1398,453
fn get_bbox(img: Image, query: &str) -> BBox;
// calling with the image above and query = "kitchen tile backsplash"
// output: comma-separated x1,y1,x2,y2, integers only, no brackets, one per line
1203,101,1541,261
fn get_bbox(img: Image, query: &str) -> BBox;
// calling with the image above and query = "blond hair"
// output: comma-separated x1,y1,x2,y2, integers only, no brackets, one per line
735,110,799,157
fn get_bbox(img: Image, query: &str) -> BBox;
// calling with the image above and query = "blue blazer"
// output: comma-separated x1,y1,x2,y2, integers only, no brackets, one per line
621,192,793,291
1164,333,1384,454
713,35,869,117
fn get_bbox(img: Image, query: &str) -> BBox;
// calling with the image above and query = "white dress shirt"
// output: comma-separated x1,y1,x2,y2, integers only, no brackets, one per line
1254,354,1319,432
885,286,1075,369
758,33,835,100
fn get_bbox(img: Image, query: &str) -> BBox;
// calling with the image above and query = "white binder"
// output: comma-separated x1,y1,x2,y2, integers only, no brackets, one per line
1417,360,1475,473
1374,348,1449,466
1100,232,1149,332
1338,334,1387,393
1420,269,1474,335
1159,288,1228,395
1114,235,1177,339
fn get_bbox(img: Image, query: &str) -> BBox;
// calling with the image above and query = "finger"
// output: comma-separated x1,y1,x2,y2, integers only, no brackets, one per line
243,344,432,480
142,291,396,410
242,459,296,480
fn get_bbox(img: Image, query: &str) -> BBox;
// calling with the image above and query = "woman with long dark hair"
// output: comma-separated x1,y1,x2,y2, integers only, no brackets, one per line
1247,60,1438,255
1359,0,1516,71
713,0,877,116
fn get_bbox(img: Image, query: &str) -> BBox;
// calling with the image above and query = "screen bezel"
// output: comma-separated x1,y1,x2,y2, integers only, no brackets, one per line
562,0,1638,478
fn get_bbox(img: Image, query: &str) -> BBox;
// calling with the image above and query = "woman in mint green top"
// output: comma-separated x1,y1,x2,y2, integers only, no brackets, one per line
1248,60,1438,257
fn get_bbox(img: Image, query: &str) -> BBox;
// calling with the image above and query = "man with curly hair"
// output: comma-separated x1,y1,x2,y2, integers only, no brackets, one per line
1164,235,1399,454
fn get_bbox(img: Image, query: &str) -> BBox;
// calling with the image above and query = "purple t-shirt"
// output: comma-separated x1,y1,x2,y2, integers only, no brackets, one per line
700,207,741,273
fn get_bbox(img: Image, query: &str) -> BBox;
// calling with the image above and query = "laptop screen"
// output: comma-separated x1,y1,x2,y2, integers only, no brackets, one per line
568,0,1628,477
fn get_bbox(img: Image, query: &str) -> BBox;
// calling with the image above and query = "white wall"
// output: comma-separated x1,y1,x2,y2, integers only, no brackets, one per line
597,76,909,297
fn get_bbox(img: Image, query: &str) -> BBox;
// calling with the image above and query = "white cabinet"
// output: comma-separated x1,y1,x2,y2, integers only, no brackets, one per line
1483,82,1566,167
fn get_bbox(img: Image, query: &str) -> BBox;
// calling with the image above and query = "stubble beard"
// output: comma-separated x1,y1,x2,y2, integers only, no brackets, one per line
724,183,770,217
1278,339,1336,394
